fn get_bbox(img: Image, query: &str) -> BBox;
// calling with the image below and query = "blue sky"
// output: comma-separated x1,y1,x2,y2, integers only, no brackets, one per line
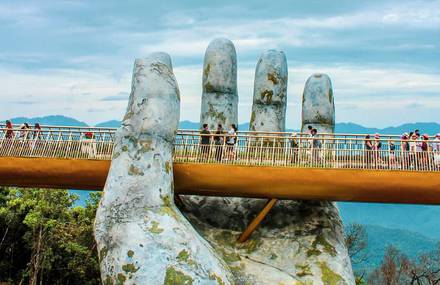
0,0,439,128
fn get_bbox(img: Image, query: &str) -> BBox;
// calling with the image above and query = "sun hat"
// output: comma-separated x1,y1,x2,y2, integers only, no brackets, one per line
374,133,380,139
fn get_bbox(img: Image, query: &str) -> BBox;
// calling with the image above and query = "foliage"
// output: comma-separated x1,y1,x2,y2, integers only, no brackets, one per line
0,187,101,285
367,245,440,285
345,223,369,284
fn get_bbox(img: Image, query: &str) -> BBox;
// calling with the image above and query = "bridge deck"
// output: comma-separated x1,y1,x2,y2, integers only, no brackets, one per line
0,125,439,204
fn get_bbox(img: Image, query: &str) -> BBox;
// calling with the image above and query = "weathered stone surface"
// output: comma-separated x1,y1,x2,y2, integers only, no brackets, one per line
250,50,288,132
301,73,335,133
200,38,238,130
94,53,233,285
181,63,354,284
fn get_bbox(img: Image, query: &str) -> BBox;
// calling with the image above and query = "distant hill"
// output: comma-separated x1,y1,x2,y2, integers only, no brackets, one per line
94,120,121,128
339,202,440,239
2,115,88,127
353,225,438,272
336,122,440,135
3,115,439,135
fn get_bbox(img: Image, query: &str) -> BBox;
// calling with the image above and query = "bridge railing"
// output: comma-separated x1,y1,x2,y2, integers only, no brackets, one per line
0,125,439,172
0,126,115,160
174,131,440,172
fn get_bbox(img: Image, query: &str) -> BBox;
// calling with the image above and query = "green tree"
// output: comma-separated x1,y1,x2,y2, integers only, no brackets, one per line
0,187,101,285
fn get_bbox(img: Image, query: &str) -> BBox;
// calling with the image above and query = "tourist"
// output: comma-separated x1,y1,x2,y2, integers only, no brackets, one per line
420,134,430,169
433,134,440,167
389,141,396,167
290,132,299,163
5,120,14,139
33,123,42,139
373,133,383,166
365,134,373,165
409,133,418,169
199,123,211,160
310,128,321,164
307,125,313,134
214,124,224,161
32,123,42,151
400,133,410,169
19,123,30,140
414,129,420,137
226,124,237,160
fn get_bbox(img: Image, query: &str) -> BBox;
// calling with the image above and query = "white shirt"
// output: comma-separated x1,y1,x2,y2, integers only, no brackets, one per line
433,138,440,152
227,129,236,144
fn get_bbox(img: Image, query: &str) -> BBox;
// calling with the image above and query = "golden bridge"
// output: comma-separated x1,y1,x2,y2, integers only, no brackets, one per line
1,124,439,205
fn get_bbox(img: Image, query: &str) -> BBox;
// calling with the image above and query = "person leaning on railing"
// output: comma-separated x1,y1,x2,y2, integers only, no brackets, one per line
5,120,14,139
214,124,224,161
310,128,322,164
199,123,211,160
289,132,299,163
400,133,410,170
225,124,237,160
433,134,440,168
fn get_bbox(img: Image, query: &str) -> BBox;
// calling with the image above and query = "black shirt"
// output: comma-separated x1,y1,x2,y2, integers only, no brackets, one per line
201,130,210,145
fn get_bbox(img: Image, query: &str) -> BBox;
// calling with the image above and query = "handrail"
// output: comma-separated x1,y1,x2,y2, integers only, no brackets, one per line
0,125,439,172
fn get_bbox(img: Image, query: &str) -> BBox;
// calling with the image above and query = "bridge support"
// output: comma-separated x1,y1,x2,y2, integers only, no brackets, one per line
237,198,277,242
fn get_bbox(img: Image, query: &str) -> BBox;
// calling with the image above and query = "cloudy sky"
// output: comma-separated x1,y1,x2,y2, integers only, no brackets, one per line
0,0,439,128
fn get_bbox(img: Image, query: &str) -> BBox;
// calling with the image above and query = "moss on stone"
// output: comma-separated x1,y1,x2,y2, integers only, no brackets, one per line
295,281,313,285
121,263,139,274
250,110,256,127
158,206,179,220
139,139,153,152
314,234,337,257
163,266,193,285
149,221,164,234
104,276,114,285
177,249,190,262
112,151,121,159
99,246,108,261
123,111,134,121
319,262,344,285
204,82,216,93
218,248,241,263
314,113,332,126
209,272,226,285
270,253,278,260
127,250,134,258
121,146,128,152
206,103,227,124
296,264,312,277
204,63,211,78
241,238,262,254
116,273,126,285
213,231,237,248
267,73,279,85
165,161,172,174
128,164,144,176
328,88,333,103
306,248,322,257
261,90,273,104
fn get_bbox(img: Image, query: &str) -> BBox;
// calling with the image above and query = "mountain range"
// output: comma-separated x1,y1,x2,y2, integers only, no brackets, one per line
5,115,439,135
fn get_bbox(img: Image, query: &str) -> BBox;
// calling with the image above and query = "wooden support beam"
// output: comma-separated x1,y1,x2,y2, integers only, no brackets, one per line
237,198,278,243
